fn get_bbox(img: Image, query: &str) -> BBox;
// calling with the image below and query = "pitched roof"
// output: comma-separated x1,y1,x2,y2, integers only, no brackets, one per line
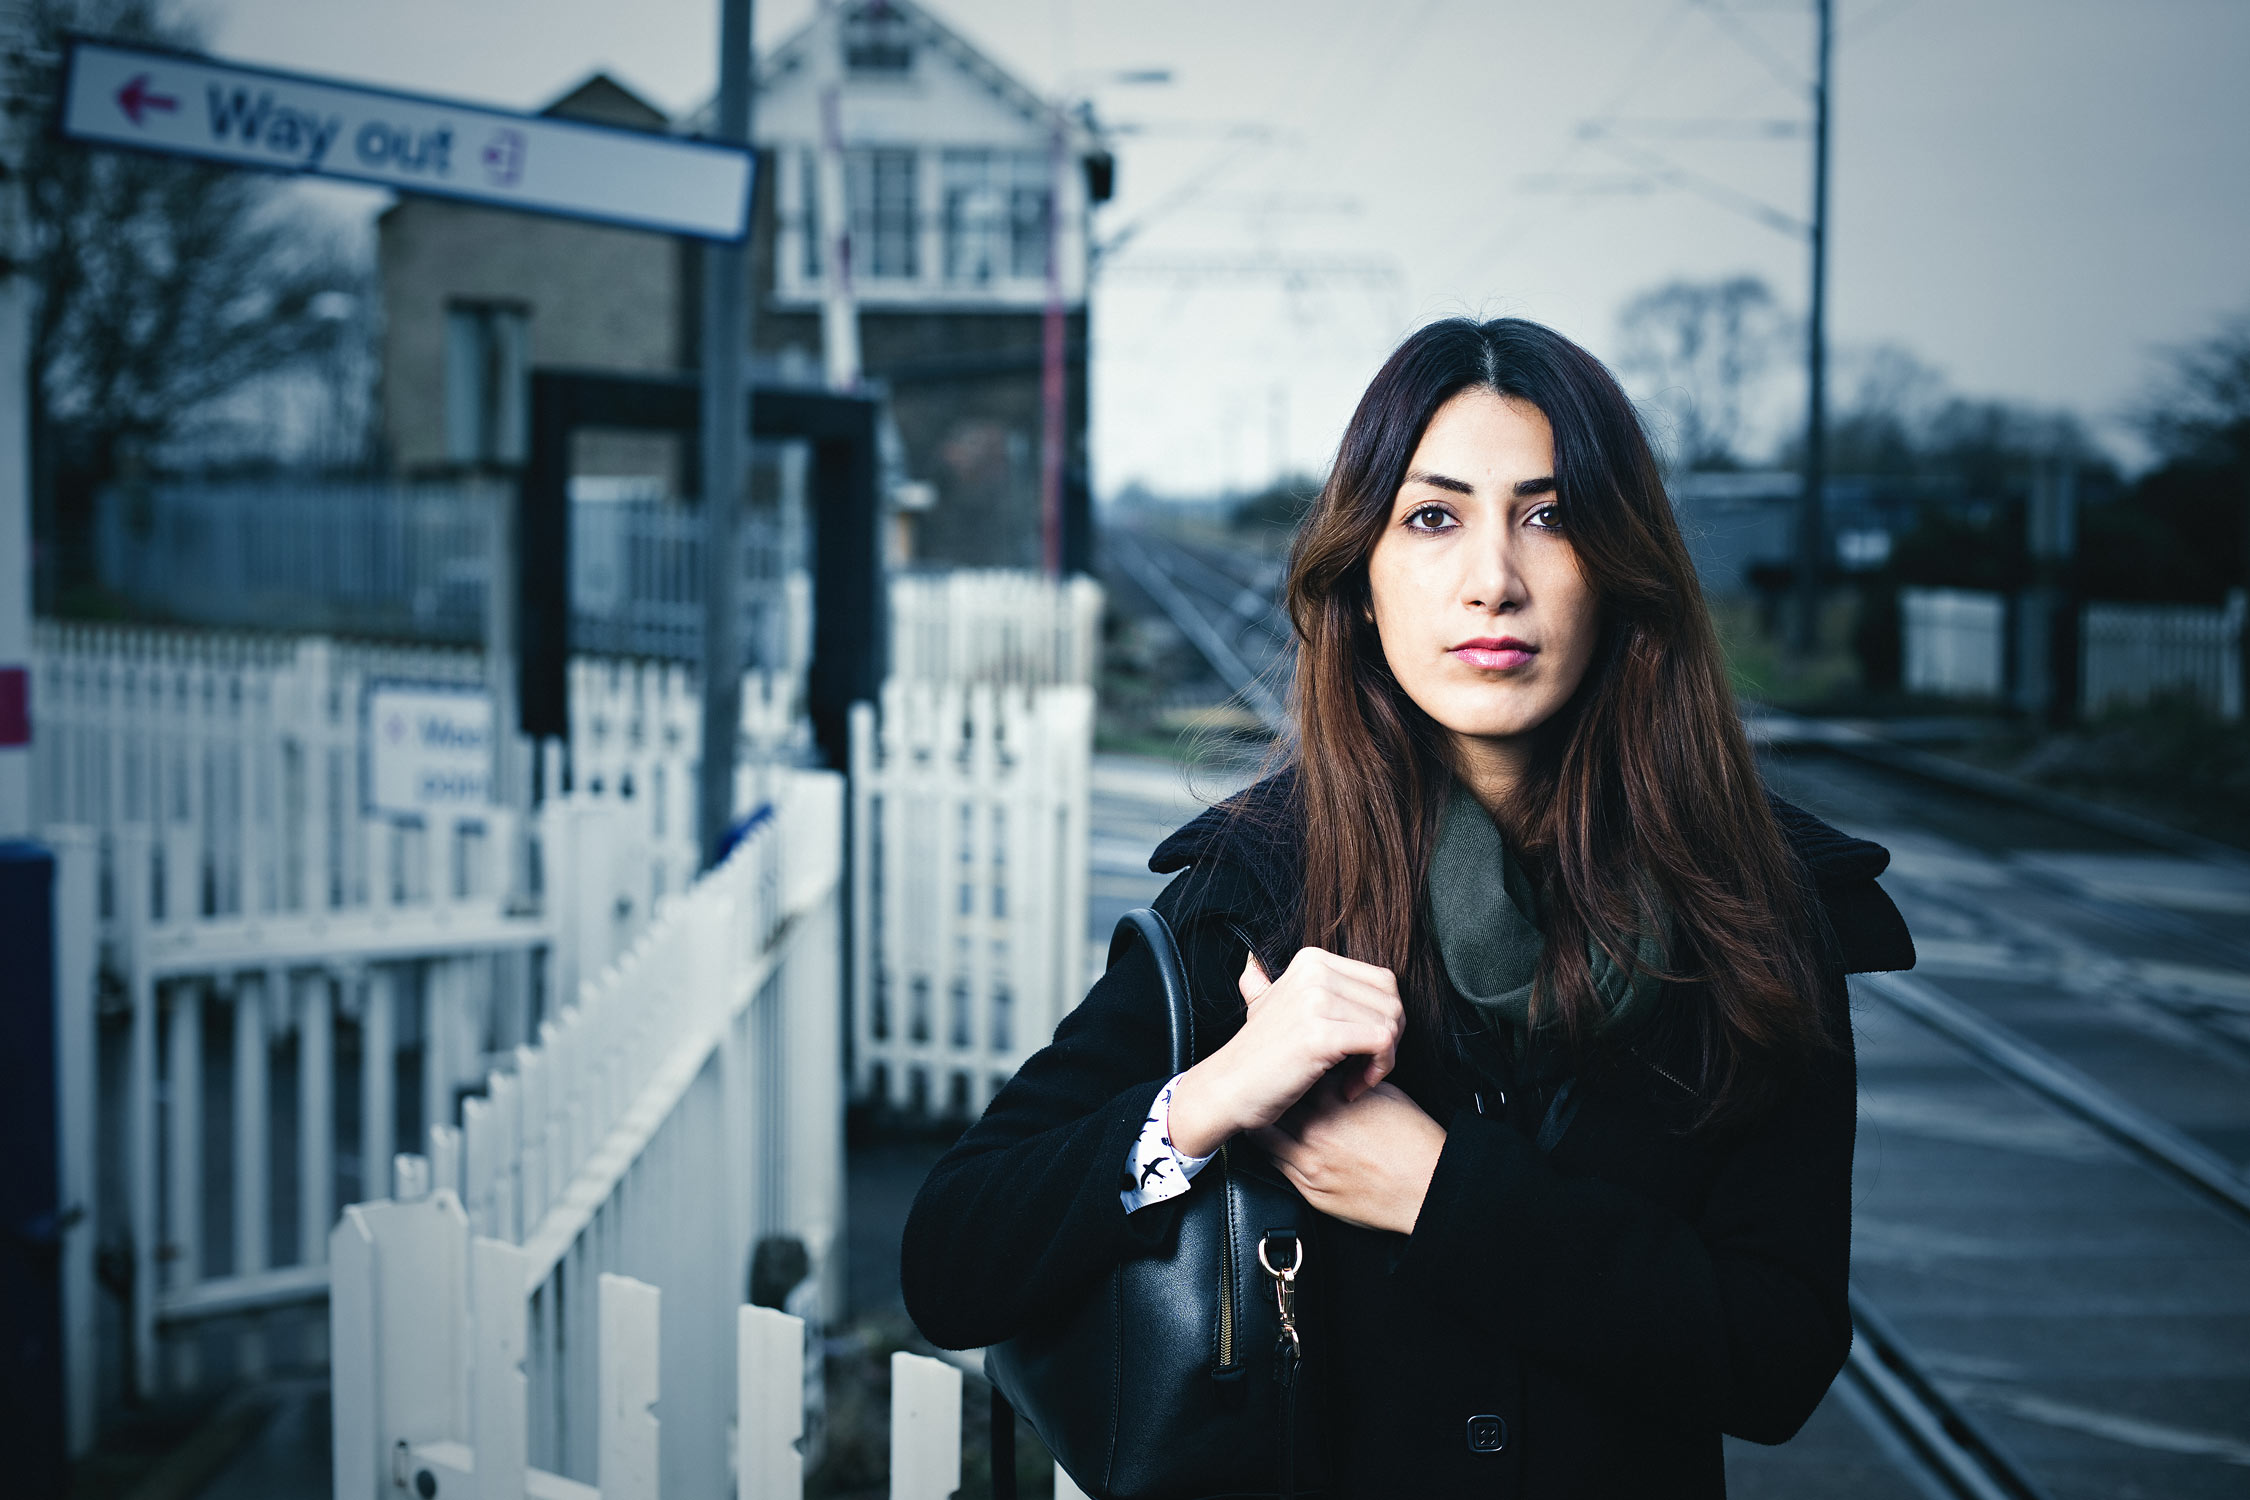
681,0,1103,150
539,72,671,134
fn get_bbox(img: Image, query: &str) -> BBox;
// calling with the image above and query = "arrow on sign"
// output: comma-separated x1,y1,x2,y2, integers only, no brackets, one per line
116,73,178,126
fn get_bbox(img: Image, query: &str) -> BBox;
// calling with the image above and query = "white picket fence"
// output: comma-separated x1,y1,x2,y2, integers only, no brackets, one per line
34,622,806,939
40,564,1103,1467
331,770,846,1500
849,679,1094,1118
1901,586,2007,700
30,623,818,1449
1899,585,2246,720
33,623,511,931
2082,589,2246,720
567,651,812,905
335,1195,1087,1500
889,569,1104,689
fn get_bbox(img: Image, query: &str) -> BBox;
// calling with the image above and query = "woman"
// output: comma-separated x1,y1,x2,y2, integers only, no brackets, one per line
903,317,1914,1497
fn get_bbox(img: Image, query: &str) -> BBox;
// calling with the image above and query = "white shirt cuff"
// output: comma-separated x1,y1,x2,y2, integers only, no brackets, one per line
1120,1071,1216,1213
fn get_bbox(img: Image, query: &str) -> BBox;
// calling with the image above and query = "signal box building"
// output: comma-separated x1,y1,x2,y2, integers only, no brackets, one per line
376,0,1107,571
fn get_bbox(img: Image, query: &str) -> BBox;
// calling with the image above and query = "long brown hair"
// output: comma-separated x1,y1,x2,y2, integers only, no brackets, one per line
1280,316,1831,1123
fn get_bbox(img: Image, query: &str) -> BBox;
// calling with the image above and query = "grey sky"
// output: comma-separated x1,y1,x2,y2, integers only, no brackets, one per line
204,0,2250,493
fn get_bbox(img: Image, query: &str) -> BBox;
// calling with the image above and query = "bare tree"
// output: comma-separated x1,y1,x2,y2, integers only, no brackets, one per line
2136,310,2250,468
1615,275,1789,470
23,0,367,599
2133,308,2250,610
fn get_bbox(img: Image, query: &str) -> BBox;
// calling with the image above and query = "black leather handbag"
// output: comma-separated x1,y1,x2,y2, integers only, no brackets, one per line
987,908,1328,1500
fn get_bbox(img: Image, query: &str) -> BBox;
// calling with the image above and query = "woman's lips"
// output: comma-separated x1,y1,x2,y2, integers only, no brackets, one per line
1449,640,1536,671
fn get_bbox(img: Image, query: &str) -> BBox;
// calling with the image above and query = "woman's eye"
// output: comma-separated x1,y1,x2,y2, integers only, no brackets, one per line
1527,503,1563,531
1405,504,1456,532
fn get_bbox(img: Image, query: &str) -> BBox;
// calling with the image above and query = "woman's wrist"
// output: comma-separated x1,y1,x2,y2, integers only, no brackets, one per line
1165,1058,1234,1159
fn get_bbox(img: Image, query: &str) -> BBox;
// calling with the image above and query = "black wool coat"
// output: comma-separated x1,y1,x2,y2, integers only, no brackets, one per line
902,773,1916,1499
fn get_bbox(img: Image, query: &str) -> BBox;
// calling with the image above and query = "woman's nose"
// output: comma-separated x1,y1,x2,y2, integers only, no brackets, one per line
1460,536,1520,612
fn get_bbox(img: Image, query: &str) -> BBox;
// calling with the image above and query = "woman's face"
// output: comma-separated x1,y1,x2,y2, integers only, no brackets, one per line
1365,387,1602,781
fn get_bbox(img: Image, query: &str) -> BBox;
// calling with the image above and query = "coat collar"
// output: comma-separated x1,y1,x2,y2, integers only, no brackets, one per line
1147,766,1915,975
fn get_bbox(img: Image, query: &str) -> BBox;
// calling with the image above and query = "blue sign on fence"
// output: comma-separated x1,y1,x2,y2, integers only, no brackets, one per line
366,684,493,818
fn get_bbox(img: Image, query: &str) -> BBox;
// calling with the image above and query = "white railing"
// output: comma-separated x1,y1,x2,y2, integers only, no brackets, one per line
1901,586,2006,699
330,771,846,1499
849,680,1093,1117
35,624,516,934
35,623,807,940
42,798,678,1438
889,569,1104,689
32,623,819,1450
567,653,812,909
2082,589,2245,721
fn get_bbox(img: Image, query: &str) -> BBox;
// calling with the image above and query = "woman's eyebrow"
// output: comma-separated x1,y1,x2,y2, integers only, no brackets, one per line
1402,468,1475,495
1401,469,1556,497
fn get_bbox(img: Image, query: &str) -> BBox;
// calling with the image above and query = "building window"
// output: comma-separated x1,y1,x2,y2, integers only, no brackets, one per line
800,148,824,280
942,150,1050,284
849,147,919,280
843,5,914,74
444,302,527,466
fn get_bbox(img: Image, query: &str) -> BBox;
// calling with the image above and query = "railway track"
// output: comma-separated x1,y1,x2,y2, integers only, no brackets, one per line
1108,521,2250,1498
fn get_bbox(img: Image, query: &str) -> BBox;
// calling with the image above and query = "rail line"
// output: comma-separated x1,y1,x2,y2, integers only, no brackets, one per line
1840,1291,2058,1500
1108,527,1290,734
1859,969,2250,1227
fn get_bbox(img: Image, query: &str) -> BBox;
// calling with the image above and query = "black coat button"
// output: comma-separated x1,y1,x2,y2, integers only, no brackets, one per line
1467,1414,1507,1453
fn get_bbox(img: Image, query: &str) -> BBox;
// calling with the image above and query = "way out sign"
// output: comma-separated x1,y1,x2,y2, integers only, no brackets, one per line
59,38,753,240
367,685,492,819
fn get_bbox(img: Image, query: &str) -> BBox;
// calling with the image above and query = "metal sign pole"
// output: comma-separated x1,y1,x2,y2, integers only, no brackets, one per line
0,0,36,836
699,0,754,870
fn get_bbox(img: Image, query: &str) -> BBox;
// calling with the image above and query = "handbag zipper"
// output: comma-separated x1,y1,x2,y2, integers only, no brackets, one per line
1216,1143,1236,1369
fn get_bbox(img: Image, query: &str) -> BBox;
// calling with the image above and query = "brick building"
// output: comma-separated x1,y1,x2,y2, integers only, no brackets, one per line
376,0,1106,571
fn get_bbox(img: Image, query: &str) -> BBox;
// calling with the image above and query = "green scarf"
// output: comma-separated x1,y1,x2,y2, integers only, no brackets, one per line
1426,777,1666,1038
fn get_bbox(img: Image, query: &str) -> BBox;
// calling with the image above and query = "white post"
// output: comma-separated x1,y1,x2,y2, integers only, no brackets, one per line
737,1305,805,1500
52,827,99,1454
812,3,861,392
164,986,205,1329
299,972,334,1266
887,1352,961,1500
425,957,455,1146
599,1273,661,1500
362,966,395,1206
328,1208,380,1500
127,963,158,1395
233,974,272,1380
472,1238,530,1500
393,1153,431,1202
427,1123,462,1203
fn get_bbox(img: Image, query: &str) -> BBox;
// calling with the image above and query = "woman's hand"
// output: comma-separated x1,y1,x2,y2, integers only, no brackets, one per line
1250,1080,1447,1235
1165,947,1405,1159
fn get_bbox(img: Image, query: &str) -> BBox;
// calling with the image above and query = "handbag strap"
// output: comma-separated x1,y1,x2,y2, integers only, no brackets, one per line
1109,907,1196,1075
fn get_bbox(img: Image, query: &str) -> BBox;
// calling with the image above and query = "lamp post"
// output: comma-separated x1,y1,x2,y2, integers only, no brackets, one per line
1792,0,1833,655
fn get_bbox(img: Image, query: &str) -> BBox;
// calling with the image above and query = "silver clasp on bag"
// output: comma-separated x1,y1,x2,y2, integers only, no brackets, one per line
1258,1232,1303,1361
